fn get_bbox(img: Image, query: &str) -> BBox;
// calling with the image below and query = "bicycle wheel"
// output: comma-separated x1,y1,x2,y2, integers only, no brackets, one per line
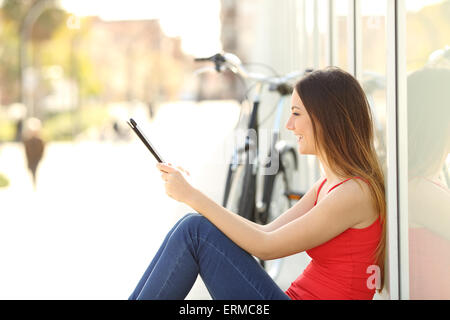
267,149,296,221
260,149,297,280
222,163,234,207
223,150,257,221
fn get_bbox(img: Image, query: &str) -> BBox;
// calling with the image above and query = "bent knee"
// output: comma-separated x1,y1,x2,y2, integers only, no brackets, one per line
181,212,206,227
177,213,212,235
180,212,201,221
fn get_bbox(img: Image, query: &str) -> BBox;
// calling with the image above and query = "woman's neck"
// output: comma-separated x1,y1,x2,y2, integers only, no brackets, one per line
319,159,343,186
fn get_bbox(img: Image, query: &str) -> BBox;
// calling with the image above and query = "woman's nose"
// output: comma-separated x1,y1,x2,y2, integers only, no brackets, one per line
286,117,294,131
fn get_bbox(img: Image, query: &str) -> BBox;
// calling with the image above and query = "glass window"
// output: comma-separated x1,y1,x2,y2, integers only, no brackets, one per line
360,0,387,175
304,0,329,69
317,0,329,68
334,0,349,70
360,0,388,298
405,0,450,300
304,0,316,68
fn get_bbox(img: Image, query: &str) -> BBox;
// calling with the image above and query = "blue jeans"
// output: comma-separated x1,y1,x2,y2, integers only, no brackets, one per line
129,213,291,300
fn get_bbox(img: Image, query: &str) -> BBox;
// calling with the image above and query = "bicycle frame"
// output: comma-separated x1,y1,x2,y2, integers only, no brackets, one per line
234,83,300,219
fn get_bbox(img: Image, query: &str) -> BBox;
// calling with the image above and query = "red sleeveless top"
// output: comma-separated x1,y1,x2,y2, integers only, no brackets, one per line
285,177,382,300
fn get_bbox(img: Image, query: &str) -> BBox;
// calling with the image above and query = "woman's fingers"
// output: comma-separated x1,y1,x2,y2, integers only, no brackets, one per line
156,162,190,176
176,166,190,176
156,162,176,173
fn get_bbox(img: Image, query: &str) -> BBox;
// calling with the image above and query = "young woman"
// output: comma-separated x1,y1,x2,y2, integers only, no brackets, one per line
129,67,386,300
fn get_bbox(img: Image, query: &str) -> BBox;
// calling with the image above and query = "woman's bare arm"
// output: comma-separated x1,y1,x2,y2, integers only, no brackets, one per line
186,177,366,261
259,178,321,232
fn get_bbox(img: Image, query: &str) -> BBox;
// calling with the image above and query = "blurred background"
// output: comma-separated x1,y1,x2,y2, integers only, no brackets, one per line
0,0,448,299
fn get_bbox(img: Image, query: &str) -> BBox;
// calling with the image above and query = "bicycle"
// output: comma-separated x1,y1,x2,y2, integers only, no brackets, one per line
194,52,309,280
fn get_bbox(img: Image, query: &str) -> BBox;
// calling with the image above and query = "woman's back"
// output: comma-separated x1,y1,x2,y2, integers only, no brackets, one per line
285,177,382,300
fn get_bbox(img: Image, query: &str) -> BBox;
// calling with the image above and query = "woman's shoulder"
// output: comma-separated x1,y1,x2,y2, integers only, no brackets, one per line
313,176,327,191
346,177,372,194
329,177,378,228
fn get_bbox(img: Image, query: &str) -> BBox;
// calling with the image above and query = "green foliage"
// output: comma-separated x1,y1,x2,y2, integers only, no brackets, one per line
41,110,74,141
1,0,66,41
76,51,102,97
0,0,71,104
1,0,28,22
0,172,10,188
0,105,110,141
0,117,15,141
0,20,21,103
37,21,102,99
32,8,67,42
41,105,110,141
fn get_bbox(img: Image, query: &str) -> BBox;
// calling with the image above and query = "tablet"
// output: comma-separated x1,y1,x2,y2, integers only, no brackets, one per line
127,118,165,163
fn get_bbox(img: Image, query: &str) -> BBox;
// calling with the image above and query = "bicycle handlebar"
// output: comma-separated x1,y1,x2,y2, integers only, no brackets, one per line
194,53,226,72
194,52,310,87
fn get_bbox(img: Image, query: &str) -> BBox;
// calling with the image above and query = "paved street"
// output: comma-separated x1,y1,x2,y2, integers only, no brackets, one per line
0,101,309,299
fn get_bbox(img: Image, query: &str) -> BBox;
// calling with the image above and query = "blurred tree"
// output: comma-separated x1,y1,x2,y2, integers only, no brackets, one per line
2,0,32,21
1,0,188,130
37,17,101,101
0,21,20,104
0,172,10,188
2,0,65,41
0,0,68,105
31,5,66,42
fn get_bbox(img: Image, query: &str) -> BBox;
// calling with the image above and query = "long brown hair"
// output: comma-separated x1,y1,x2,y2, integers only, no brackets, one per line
295,67,386,292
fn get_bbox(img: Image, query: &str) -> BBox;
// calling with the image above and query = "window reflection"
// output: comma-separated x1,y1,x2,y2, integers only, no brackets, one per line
406,0,450,300
407,63,450,300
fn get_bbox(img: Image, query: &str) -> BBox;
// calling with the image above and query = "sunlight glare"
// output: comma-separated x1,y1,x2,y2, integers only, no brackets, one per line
60,0,222,57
